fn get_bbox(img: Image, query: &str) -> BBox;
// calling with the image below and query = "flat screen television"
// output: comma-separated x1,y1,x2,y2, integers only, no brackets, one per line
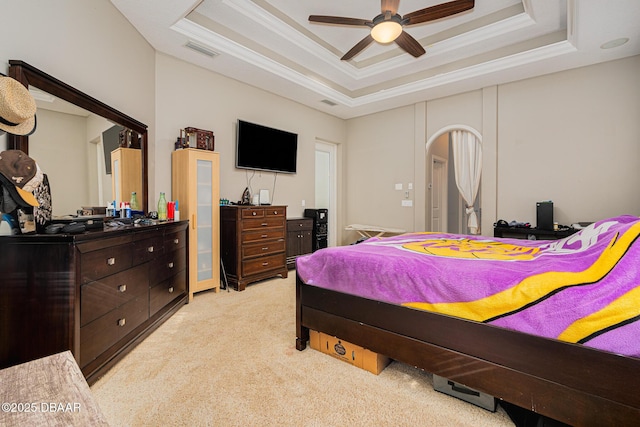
236,119,297,174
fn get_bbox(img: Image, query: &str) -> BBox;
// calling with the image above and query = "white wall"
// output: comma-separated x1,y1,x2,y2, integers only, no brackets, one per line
346,55,640,238
497,56,640,225
153,53,347,219
344,105,416,242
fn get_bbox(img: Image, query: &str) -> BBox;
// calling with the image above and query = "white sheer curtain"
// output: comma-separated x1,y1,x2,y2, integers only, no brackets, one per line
452,130,482,234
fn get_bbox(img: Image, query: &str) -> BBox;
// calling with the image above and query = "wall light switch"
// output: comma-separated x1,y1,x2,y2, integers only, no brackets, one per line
402,200,413,207
408,183,413,190
301,199,305,207
395,183,403,190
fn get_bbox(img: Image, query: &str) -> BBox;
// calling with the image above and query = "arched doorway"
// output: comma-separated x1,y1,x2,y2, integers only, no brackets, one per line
425,125,482,234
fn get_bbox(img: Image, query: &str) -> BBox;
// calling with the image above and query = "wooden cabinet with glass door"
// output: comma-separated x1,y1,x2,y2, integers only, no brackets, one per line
171,148,220,301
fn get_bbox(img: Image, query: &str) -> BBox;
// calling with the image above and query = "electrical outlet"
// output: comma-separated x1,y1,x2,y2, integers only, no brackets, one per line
301,199,305,207
402,200,413,207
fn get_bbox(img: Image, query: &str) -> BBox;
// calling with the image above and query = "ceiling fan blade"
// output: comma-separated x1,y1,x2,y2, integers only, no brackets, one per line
403,0,474,25
309,15,372,26
395,31,426,58
381,0,400,15
341,34,375,60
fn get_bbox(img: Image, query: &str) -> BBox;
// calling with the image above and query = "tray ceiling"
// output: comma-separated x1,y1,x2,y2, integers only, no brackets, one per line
111,0,640,119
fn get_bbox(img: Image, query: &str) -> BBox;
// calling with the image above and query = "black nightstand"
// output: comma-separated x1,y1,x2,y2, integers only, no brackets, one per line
494,226,577,240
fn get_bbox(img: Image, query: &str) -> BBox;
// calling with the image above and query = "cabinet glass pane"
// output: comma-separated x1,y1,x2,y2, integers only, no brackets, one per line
197,161,212,204
196,159,213,281
197,251,213,281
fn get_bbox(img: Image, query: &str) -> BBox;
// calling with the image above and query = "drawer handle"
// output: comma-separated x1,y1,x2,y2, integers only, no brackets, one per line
168,286,174,293
262,247,269,251
174,238,179,244
107,257,116,266
262,262,269,266
118,318,126,327
118,284,127,293
168,262,174,268
147,246,154,253
252,212,257,216
273,211,278,215
261,223,268,226
261,234,268,238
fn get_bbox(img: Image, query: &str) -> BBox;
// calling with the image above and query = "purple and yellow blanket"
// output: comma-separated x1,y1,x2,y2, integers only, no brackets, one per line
296,215,640,358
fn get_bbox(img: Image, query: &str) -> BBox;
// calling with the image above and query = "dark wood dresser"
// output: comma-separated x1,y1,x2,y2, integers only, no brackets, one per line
286,218,313,269
0,221,188,384
220,205,288,291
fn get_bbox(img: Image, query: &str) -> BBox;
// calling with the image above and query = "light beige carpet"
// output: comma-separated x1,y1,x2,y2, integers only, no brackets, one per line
91,273,515,426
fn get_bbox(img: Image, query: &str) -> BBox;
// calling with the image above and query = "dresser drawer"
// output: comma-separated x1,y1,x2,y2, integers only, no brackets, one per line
287,218,313,231
242,229,285,244
133,235,163,265
149,248,187,286
242,208,265,219
265,207,285,217
242,240,285,258
80,295,149,366
243,217,285,231
164,229,187,252
150,271,187,317
81,244,133,283
242,253,286,276
81,263,149,327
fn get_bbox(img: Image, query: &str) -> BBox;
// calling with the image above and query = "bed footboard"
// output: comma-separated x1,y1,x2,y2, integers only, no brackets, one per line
295,274,640,426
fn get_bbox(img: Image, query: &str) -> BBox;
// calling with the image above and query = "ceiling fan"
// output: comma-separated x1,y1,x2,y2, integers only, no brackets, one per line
309,0,475,60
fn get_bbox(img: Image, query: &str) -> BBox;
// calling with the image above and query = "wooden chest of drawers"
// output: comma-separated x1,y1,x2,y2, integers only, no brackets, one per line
0,221,188,384
220,205,288,291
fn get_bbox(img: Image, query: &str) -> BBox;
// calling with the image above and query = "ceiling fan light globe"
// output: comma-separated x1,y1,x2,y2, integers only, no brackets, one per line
371,21,402,43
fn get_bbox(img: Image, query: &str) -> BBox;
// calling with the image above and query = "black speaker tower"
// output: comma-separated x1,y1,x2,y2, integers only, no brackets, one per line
536,201,554,231
303,208,328,252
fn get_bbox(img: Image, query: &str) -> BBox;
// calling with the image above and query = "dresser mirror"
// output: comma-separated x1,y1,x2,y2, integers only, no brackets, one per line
6,60,148,215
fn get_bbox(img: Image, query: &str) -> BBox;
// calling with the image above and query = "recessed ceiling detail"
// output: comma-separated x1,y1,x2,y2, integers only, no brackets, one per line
110,0,640,119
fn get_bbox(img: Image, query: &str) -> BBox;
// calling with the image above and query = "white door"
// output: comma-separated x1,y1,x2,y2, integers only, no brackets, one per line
315,140,337,247
431,155,447,232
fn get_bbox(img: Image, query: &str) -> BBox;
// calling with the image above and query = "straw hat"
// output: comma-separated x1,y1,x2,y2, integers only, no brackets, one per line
0,76,37,136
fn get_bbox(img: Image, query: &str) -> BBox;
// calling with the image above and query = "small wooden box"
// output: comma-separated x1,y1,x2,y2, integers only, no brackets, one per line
309,330,391,375
185,127,215,151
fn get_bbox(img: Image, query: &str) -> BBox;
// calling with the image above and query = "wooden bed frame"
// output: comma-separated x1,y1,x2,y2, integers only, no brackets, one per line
295,274,640,426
